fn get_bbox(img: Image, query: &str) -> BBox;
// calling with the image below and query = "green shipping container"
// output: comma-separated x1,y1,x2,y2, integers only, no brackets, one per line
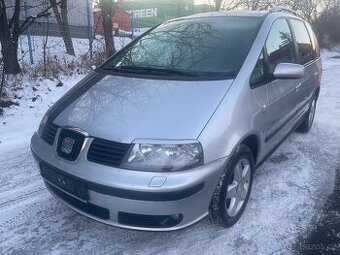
117,0,213,28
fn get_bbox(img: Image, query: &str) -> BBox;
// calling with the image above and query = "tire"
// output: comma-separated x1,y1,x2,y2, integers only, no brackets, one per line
296,96,317,133
209,144,254,227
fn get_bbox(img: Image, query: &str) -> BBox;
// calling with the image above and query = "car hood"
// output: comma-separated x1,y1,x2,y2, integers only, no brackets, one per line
53,74,233,143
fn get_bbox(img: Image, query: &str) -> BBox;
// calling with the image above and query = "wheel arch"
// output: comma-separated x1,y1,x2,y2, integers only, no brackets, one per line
240,134,260,164
315,87,321,101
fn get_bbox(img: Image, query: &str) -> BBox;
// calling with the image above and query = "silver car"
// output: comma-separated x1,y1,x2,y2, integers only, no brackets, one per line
31,7,322,231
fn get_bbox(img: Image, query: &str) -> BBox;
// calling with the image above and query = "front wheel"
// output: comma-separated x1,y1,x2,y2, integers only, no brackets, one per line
210,145,254,227
296,96,317,133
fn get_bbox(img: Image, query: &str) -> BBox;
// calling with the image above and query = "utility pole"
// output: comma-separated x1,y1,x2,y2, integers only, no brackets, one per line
130,13,135,39
87,0,93,59
24,1,34,65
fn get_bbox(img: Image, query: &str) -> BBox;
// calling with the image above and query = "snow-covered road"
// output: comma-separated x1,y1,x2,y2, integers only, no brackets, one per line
0,51,339,255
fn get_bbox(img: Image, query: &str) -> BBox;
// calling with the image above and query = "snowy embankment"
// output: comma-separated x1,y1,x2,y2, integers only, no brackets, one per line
0,48,339,254
0,35,131,153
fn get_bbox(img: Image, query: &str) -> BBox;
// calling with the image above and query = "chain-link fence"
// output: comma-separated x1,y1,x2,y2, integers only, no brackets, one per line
0,0,215,105
15,0,215,67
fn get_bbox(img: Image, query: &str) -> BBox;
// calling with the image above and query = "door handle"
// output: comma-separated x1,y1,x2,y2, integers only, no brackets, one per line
296,82,302,91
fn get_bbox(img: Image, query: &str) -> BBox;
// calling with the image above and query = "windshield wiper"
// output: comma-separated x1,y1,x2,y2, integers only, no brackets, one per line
103,65,204,77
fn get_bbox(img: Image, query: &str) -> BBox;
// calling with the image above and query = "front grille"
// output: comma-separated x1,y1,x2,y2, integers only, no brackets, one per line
46,182,110,220
56,129,85,162
87,138,130,167
41,122,59,145
118,212,183,228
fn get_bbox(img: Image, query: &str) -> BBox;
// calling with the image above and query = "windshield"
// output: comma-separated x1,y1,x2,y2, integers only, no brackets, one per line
101,17,262,79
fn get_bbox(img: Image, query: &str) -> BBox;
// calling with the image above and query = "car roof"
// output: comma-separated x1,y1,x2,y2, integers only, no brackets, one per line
168,10,301,23
169,11,269,22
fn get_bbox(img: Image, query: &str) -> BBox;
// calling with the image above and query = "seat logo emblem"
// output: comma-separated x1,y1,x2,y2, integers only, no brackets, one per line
61,137,75,154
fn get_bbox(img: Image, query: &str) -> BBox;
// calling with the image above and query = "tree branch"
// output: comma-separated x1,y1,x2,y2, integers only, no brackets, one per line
8,0,20,30
16,2,60,37
0,0,10,42
0,59,5,105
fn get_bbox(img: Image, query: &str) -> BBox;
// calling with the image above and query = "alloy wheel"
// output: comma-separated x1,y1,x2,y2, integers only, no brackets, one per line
226,158,251,217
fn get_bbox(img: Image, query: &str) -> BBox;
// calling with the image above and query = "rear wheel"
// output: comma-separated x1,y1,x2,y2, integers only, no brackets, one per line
210,145,254,227
296,96,317,133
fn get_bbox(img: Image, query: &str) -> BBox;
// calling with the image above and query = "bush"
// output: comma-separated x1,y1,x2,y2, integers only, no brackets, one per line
314,4,340,48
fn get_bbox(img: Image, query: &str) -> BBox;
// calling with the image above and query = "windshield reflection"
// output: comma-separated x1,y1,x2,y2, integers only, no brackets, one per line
102,17,262,78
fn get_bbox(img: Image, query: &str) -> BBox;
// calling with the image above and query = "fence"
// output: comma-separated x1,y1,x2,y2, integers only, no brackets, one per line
13,0,215,67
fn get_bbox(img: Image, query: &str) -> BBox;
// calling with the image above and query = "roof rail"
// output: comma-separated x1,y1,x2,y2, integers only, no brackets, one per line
270,6,299,17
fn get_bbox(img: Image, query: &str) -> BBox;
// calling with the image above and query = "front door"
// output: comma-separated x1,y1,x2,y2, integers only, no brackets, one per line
262,19,300,153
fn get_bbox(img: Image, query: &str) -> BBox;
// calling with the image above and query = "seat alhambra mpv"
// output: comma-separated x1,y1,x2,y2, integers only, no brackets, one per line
31,7,322,231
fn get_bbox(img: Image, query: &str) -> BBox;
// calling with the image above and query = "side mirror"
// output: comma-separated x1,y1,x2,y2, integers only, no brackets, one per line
273,63,304,79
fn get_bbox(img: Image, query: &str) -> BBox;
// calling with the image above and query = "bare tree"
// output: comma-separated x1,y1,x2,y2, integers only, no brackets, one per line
0,0,55,74
0,59,5,105
49,0,75,55
242,0,273,10
219,0,242,10
213,0,261,11
214,0,223,11
314,0,340,46
212,0,333,22
98,0,116,58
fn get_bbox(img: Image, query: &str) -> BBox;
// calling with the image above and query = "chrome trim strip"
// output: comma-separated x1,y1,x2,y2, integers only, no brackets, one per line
54,126,90,164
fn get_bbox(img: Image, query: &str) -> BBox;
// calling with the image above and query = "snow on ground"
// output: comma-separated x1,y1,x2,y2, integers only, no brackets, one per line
16,35,132,68
0,74,85,154
0,35,131,154
0,49,339,254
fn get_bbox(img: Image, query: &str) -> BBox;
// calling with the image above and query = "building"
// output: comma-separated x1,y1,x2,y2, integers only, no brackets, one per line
4,0,214,38
117,0,213,28
5,0,93,39
93,7,131,35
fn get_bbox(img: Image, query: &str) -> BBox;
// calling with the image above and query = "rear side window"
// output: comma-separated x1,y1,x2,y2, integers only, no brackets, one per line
290,19,314,64
265,19,295,72
305,22,320,59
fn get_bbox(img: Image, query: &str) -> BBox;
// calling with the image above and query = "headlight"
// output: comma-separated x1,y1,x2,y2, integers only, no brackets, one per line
121,140,203,172
38,115,48,137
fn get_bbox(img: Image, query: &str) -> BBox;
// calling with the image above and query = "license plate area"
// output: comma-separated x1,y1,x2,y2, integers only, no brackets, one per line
41,165,88,201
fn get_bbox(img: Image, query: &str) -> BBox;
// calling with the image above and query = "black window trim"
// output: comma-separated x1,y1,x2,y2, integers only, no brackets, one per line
250,49,269,89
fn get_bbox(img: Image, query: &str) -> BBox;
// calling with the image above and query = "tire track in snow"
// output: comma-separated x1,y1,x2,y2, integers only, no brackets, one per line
0,187,46,210
0,148,48,229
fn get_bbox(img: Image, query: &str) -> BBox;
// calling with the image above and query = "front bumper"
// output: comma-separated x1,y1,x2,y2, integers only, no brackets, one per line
31,132,226,231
